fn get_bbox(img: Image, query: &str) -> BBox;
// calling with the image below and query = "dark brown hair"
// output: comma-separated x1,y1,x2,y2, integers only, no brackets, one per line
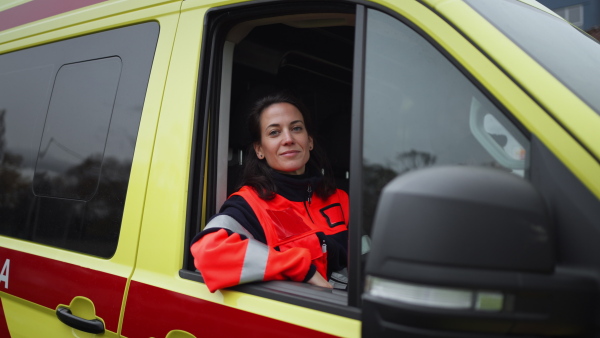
240,90,336,200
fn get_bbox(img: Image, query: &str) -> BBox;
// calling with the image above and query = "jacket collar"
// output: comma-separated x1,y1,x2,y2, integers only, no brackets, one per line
272,170,322,202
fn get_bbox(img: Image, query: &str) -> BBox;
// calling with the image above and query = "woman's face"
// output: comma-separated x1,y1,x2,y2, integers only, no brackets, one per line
254,102,313,175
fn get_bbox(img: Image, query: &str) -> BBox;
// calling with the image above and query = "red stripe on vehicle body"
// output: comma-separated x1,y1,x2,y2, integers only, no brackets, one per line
0,298,11,337
0,247,126,332
122,280,339,338
0,0,109,32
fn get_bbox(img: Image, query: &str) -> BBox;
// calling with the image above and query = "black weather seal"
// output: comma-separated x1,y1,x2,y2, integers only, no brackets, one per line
347,3,366,308
179,269,360,319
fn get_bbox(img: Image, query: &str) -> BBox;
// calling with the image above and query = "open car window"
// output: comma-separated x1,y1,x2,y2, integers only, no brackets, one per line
183,3,358,317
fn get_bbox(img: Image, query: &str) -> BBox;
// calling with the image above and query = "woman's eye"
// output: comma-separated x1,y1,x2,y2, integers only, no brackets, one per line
268,130,280,136
292,126,303,132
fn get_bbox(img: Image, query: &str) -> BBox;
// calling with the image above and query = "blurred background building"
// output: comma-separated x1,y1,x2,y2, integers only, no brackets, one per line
538,0,600,38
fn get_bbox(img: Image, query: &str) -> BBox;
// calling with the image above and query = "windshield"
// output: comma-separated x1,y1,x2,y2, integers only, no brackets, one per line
465,0,600,116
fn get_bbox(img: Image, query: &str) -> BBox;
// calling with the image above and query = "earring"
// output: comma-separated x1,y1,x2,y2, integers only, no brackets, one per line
258,154,263,159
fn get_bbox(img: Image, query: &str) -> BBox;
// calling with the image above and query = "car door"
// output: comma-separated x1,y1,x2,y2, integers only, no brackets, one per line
356,0,600,336
122,1,362,337
0,2,178,336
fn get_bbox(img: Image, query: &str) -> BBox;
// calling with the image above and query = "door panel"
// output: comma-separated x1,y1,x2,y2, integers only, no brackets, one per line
0,3,170,336
0,247,124,336
122,280,339,338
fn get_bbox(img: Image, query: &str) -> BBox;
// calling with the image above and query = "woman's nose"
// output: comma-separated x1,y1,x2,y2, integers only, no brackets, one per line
281,130,294,145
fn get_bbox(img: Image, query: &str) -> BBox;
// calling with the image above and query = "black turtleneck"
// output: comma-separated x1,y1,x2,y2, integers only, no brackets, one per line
269,171,322,202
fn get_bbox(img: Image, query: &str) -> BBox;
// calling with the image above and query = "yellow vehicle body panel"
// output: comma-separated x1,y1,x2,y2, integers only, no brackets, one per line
2,293,118,338
0,0,182,336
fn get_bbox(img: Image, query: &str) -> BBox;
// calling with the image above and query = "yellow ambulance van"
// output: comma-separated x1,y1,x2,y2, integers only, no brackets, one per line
1,0,599,337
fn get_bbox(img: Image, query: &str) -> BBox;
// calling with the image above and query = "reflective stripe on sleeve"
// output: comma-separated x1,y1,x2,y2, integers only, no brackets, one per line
239,239,269,284
204,215,255,239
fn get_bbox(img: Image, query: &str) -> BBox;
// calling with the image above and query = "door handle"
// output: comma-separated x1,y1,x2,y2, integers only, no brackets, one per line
56,306,105,334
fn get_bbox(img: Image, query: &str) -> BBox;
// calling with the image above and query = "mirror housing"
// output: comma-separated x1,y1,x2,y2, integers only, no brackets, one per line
363,166,597,337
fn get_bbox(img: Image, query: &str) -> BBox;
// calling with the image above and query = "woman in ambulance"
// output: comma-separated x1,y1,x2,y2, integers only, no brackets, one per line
191,91,349,292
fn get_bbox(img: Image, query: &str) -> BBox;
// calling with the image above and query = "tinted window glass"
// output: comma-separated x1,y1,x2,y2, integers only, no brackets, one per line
0,23,158,257
465,0,600,115
361,10,529,234
34,57,122,200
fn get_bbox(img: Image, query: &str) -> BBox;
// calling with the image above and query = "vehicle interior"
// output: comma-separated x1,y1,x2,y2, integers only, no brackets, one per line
213,12,356,212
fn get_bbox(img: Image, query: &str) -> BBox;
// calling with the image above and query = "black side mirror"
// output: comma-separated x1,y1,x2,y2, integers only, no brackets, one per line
362,166,597,337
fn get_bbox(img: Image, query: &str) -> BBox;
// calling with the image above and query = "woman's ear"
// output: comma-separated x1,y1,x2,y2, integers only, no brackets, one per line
253,142,263,159
308,136,314,151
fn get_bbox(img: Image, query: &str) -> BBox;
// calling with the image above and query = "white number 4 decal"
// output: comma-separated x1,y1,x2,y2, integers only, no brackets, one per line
0,259,9,289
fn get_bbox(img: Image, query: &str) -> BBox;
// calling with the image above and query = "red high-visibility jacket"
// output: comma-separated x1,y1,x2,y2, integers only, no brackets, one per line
191,174,348,292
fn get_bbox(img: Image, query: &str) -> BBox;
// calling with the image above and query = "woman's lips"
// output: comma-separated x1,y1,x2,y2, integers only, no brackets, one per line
280,150,300,157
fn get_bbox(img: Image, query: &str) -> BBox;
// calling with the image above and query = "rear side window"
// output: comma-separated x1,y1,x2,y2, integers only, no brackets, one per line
0,23,158,257
33,57,122,200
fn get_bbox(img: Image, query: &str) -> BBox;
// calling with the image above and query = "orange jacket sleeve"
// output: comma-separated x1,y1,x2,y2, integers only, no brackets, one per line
191,229,314,292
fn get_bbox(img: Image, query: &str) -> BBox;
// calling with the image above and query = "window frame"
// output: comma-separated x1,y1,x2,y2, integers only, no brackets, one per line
182,0,361,318
181,0,534,315
0,22,159,258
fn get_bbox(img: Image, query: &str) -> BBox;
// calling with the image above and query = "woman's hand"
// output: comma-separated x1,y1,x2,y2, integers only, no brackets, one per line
307,271,333,289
